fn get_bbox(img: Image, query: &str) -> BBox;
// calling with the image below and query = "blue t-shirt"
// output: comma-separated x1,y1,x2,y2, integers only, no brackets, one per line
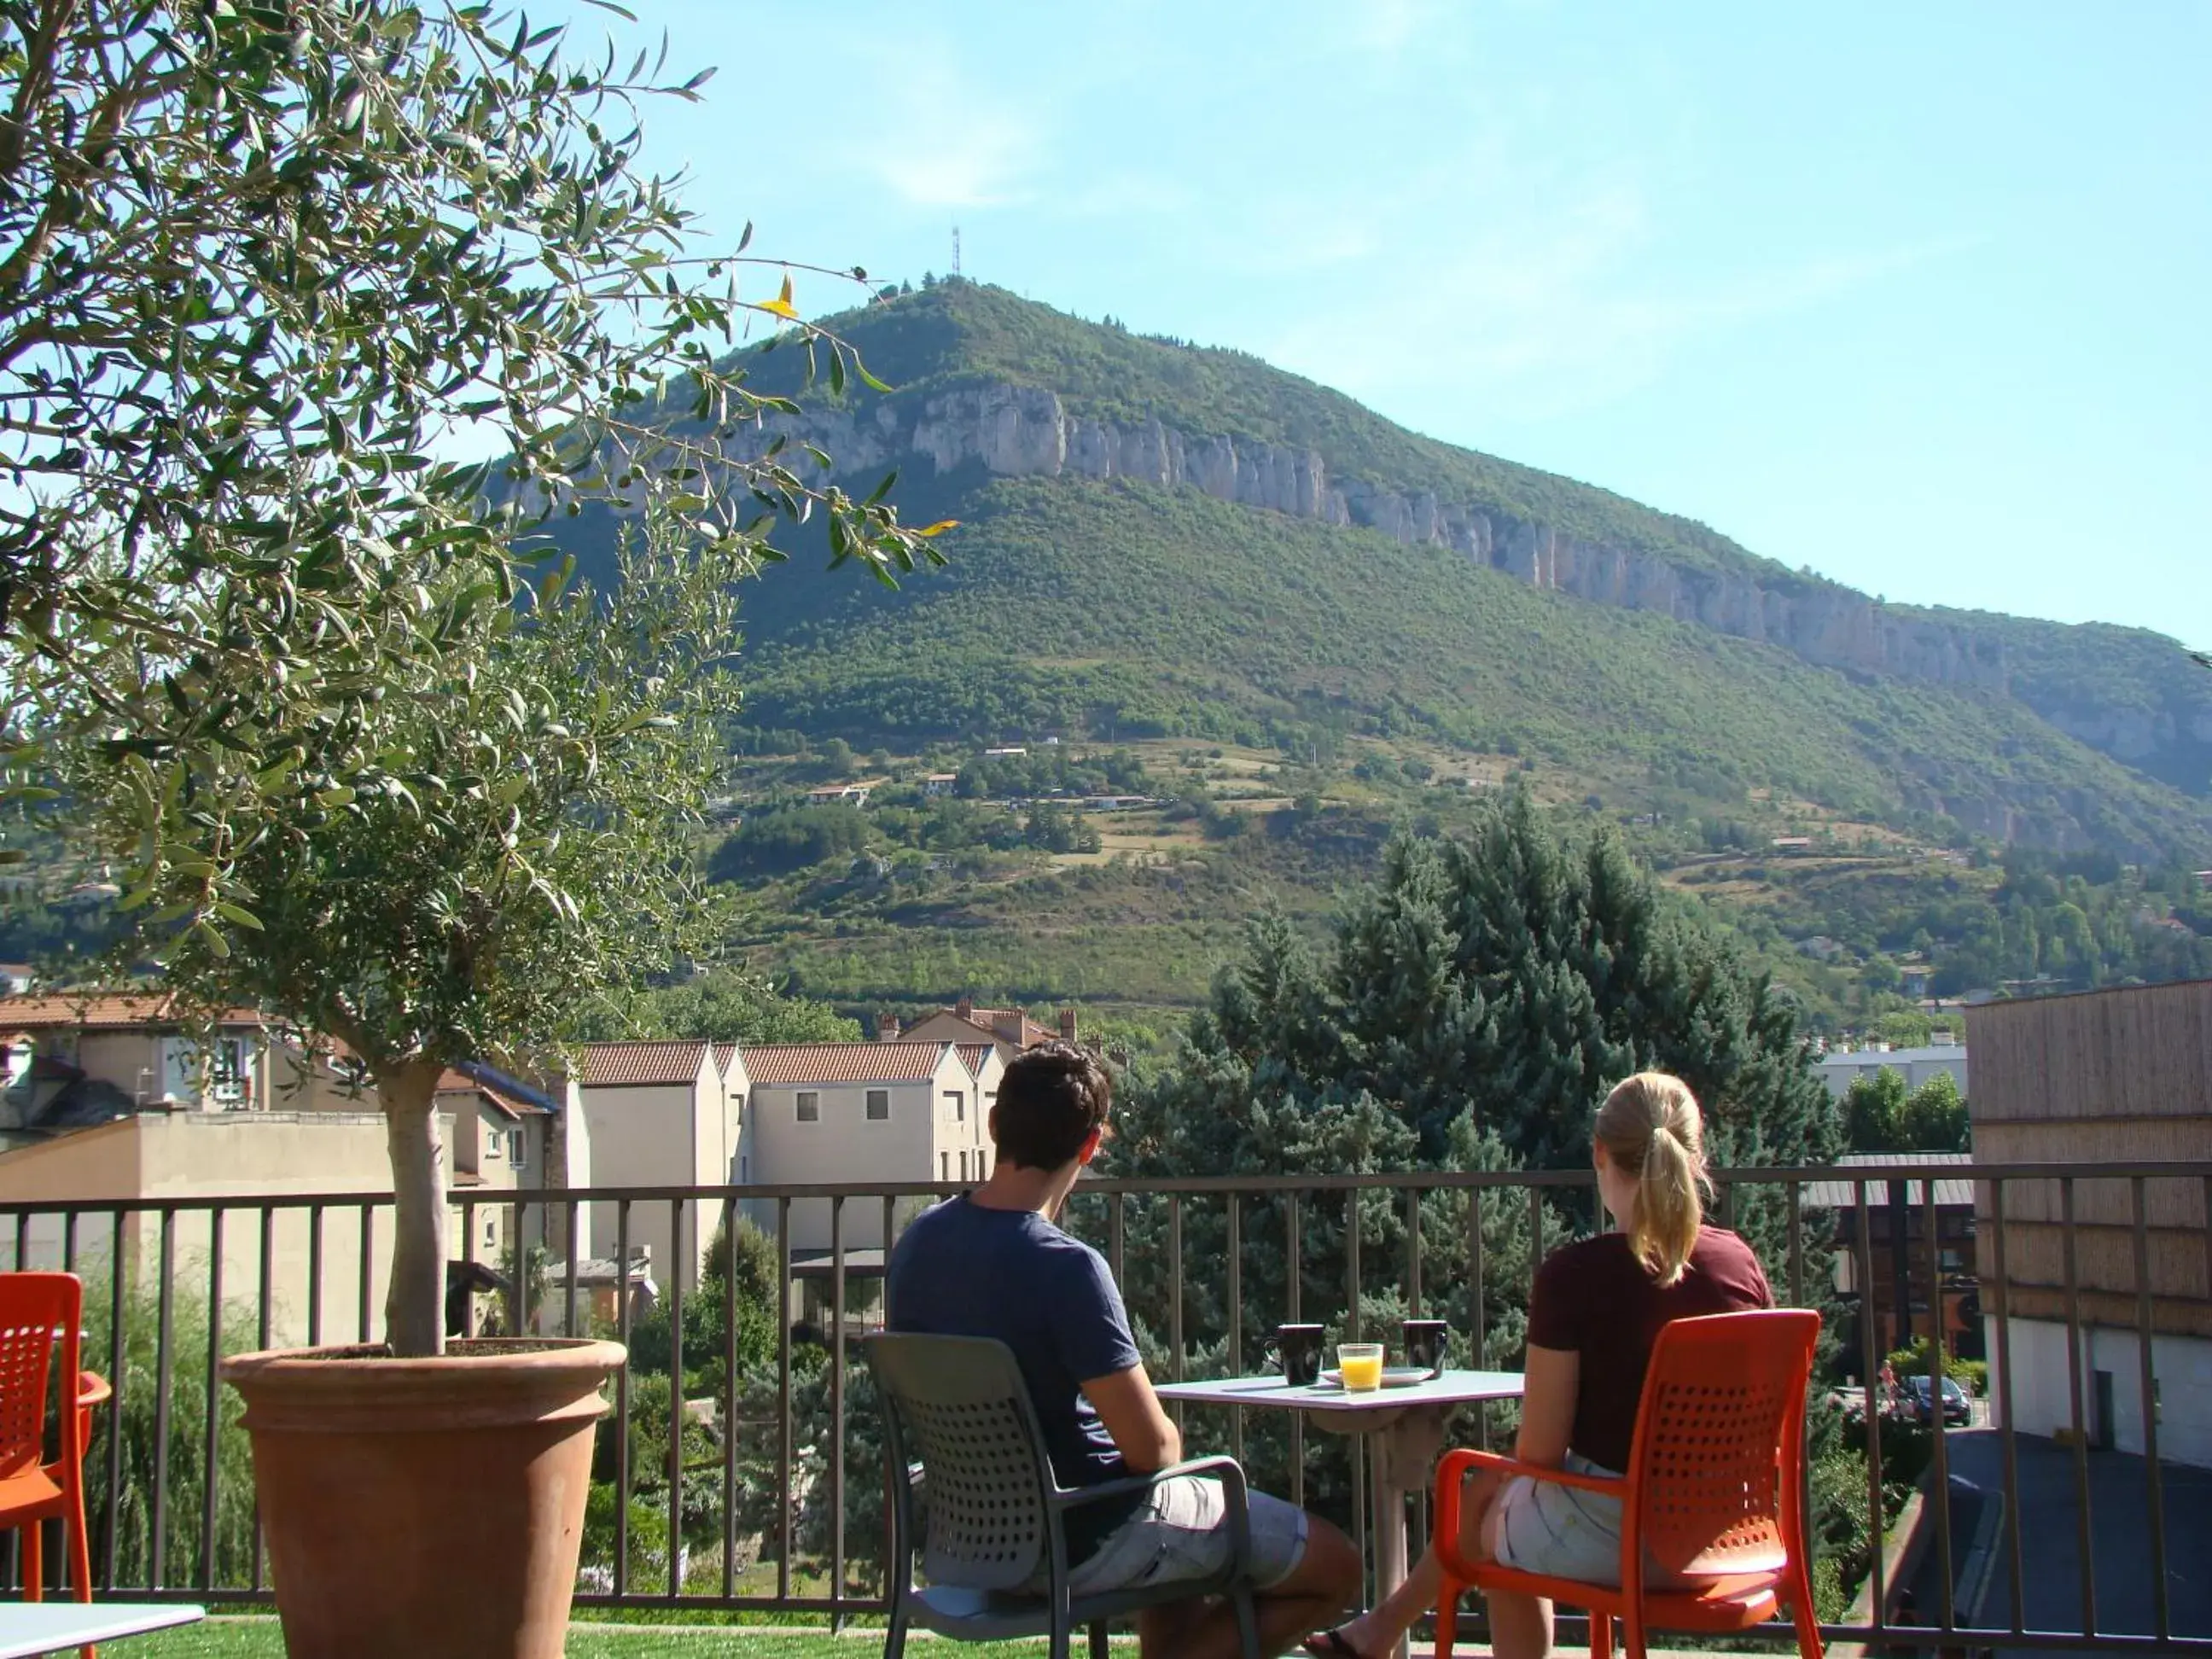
886,1195,1145,1557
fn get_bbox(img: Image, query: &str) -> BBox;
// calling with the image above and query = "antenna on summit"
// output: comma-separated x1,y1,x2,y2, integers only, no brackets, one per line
951,224,962,279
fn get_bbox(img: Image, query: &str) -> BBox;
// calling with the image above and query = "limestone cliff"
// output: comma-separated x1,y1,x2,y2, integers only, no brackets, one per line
777,381,2018,687
750,376,2208,794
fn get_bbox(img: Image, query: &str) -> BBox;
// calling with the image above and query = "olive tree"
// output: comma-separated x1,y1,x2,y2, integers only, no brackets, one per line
0,0,940,923
67,509,755,1355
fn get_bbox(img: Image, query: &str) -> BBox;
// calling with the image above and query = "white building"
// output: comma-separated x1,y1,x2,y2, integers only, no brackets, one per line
573,1039,744,1296
1815,1041,1968,1101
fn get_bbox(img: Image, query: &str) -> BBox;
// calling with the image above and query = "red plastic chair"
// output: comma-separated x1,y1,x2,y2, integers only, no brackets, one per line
2,1272,114,1655
1431,1308,1823,1659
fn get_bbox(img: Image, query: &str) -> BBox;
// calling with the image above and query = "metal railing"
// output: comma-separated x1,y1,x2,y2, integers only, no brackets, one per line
3,1160,2207,1653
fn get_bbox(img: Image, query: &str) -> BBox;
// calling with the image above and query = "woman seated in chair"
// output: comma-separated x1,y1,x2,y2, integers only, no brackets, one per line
1307,1072,1773,1659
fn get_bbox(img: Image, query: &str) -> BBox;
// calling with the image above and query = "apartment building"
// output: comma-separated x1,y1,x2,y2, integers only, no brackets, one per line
572,1039,743,1295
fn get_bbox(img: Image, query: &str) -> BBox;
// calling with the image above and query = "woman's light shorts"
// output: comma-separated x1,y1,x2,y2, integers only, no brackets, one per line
1492,1452,1630,1586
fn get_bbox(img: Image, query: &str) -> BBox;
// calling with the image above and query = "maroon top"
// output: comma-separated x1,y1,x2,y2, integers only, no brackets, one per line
1526,1225,1773,1473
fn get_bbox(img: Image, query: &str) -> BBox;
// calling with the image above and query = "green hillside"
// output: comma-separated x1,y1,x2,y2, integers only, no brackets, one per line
506,278,2212,1027
732,473,2209,859
672,281,2212,840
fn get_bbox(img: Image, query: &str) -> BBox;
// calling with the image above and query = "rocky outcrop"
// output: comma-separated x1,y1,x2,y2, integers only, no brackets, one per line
774,381,2021,695
753,379,2210,803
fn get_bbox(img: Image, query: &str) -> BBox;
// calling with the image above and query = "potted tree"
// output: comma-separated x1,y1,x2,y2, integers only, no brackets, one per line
210,517,746,1655
7,6,943,1653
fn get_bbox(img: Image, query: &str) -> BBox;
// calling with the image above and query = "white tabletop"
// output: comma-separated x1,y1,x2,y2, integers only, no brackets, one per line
0,1603,204,1656
1155,1366,1524,1416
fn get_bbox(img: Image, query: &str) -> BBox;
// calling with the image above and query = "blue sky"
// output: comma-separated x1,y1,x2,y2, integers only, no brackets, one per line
569,1,2208,645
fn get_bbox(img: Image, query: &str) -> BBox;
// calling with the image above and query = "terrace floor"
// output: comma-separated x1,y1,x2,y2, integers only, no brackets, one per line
1941,1431,2212,1650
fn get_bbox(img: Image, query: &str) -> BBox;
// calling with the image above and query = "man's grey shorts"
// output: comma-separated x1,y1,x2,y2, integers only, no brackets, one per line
1064,1474,1308,1596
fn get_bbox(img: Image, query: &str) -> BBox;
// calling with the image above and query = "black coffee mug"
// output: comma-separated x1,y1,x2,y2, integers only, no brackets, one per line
1270,1323,1326,1387
1402,1318,1450,1377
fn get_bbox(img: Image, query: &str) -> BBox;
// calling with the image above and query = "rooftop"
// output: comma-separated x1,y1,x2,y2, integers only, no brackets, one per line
742,1041,952,1085
0,992,266,1030
577,1040,713,1088
1804,1151,1976,1208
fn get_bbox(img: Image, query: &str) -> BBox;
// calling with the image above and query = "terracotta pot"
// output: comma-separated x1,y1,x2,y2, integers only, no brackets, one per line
223,1338,626,1659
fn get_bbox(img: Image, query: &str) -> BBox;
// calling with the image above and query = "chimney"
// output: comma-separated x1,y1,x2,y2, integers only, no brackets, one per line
955,995,974,1022
876,1013,900,1043
1058,1008,1078,1044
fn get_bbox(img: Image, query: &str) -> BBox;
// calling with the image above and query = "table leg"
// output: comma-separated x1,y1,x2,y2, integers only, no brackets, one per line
1369,1435,1411,1659
1369,1408,1453,1659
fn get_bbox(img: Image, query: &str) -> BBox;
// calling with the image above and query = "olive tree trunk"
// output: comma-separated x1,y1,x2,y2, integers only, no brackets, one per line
379,1062,450,1358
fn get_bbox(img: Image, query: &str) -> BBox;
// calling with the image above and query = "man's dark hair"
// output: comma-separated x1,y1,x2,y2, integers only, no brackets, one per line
992,1041,1112,1170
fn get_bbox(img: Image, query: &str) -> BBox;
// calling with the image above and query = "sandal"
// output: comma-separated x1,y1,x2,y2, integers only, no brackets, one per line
1302,1630,1376,1659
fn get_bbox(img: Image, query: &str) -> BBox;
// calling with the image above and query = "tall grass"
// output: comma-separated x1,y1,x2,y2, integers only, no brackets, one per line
73,1250,261,1591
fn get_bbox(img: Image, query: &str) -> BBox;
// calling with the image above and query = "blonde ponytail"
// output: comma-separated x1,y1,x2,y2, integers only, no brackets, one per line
1595,1072,1709,1287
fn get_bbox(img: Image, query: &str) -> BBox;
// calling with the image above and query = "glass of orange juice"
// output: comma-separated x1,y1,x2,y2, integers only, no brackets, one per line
1337,1342,1386,1392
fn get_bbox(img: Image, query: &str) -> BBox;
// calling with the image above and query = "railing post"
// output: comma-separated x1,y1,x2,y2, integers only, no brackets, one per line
776,1196,793,1606
1406,1187,1422,1318
253,1205,273,1594
1988,1177,2025,1636
563,1200,580,1339
1922,1179,1954,1633
831,1194,847,1627
307,1203,324,1348
667,1196,685,1603
1226,1192,1243,1466
2061,1177,2097,1636
102,1209,125,1592
1286,1190,1302,1508
614,1199,632,1599
356,1201,374,1344
1346,1189,1362,1342
460,1200,478,1339
201,1208,225,1593
1853,1179,1886,1636
2132,1177,2170,1641
151,1208,176,1591
722,1196,741,1604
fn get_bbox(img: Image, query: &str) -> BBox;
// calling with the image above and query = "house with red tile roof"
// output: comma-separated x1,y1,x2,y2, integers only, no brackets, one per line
432,1065,582,1272
894,996,1081,1064
0,992,276,1120
740,1039,993,1253
571,1039,745,1295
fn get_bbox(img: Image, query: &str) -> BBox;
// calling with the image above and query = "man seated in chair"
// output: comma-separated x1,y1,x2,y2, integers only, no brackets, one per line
888,1040,1361,1659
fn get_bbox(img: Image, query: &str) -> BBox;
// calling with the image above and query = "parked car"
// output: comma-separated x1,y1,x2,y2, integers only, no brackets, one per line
1906,1372,1971,1426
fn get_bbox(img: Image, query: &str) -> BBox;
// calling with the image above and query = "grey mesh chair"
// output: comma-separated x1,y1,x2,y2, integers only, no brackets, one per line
864,1331,1262,1659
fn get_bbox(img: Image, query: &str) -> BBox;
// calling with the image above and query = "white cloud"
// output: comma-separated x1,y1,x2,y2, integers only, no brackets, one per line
860,105,1040,209
1261,152,1973,422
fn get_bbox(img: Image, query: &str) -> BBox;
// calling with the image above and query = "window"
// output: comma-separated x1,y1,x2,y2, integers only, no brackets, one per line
482,1215,498,1249
210,1037,247,1103
507,1129,526,1169
796,1091,820,1122
959,1150,969,1181
866,1089,890,1121
945,1090,965,1122
940,1151,949,1181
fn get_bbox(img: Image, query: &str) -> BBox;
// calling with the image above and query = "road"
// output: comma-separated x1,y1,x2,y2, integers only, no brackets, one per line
1938,1428,2211,1648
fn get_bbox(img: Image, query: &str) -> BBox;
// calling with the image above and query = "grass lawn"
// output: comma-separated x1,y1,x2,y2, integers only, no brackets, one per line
108,1618,1056,1656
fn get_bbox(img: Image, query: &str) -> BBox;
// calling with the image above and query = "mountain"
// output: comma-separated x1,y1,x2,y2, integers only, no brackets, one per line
569,279,2212,861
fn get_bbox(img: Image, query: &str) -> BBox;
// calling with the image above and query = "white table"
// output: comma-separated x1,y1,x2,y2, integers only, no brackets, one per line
1155,1368,1525,1658
0,1603,204,1656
